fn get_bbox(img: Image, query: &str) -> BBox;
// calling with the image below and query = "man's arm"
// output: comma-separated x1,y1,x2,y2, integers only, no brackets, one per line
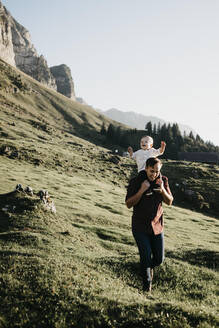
126,180,150,208
154,178,173,205
160,186,173,205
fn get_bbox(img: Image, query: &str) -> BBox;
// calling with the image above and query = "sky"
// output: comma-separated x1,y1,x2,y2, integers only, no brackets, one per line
2,0,219,146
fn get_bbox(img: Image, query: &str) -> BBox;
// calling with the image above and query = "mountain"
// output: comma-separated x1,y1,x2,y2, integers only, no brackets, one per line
0,0,56,89
0,0,75,99
103,108,196,136
50,64,76,100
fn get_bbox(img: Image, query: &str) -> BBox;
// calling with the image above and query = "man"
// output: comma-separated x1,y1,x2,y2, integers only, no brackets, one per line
125,157,173,292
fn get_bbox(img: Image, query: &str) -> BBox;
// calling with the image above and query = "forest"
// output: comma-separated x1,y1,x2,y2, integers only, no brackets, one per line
100,121,219,159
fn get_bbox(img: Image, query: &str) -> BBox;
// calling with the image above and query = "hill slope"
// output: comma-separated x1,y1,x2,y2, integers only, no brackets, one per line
0,58,125,147
0,59,218,328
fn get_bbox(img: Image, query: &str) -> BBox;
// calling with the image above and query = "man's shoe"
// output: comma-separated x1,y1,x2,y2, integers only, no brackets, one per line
143,281,152,292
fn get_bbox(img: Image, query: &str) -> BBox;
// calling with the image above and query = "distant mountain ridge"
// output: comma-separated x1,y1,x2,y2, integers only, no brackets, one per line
102,108,196,136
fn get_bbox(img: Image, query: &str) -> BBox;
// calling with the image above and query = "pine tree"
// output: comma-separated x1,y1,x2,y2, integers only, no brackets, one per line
152,123,157,137
160,123,167,141
189,131,195,140
100,122,106,135
195,134,202,143
145,121,152,135
157,122,161,135
172,123,181,139
106,124,115,141
115,126,121,144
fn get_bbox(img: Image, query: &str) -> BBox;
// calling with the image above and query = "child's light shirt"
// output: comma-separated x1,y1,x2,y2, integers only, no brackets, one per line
132,148,161,172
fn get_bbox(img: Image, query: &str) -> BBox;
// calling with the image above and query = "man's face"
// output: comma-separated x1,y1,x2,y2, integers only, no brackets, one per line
140,137,152,150
146,163,162,181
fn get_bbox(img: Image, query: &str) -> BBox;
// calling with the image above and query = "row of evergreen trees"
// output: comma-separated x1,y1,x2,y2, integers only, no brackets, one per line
100,121,219,159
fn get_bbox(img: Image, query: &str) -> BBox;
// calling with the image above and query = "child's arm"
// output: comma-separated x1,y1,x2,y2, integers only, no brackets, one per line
159,141,166,155
127,146,133,158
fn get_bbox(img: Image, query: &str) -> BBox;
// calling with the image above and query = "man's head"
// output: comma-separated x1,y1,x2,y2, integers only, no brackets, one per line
140,136,153,150
145,157,162,181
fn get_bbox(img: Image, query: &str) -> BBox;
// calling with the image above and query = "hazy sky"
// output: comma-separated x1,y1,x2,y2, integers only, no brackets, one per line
2,0,219,146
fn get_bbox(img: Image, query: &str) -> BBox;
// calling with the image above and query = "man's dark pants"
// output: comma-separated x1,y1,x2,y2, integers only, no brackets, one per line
132,230,164,284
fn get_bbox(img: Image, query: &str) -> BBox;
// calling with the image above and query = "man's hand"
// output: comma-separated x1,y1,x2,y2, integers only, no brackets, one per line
153,178,164,193
140,180,150,193
126,180,150,208
154,178,173,205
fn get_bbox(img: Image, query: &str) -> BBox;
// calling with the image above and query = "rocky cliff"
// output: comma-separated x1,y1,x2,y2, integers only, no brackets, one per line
50,64,75,100
0,0,77,99
0,1,15,66
12,20,57,90
0,1,57,90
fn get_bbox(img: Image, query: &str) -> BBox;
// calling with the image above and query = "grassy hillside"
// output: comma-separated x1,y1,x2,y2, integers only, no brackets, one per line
162,160,219,216
0,58,126,145
0,59,218,328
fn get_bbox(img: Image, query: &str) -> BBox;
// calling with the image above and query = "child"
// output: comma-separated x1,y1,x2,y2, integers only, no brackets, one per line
128,136,166,173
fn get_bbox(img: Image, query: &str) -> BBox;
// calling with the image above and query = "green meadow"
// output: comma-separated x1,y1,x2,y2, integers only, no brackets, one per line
0,58,218,327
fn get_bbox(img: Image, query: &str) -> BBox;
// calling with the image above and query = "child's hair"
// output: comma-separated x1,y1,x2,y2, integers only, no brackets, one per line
141,135,153,144
146,157,161,168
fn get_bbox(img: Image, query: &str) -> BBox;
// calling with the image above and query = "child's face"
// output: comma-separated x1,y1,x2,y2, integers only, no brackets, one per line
140,137,152,150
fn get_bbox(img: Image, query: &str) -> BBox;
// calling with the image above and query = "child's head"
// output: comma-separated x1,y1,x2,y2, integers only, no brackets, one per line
140,136,153,150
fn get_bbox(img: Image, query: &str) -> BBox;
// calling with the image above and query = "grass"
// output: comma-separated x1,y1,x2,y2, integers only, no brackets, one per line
0,58,218,327
162,160,219,215
0,155,218,328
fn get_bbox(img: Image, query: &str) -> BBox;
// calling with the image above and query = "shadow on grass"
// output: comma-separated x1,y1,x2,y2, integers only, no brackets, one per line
94,203,123,215
72,223,134,246
3,289,217,328
1,286,218,328
0,250,36,257
0,213,10,232
166,248,219,271
0,231,50,248
95,255,141,290
95,250,217,297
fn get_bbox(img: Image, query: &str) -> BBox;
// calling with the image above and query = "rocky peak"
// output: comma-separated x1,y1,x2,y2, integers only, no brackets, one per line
0,1,15,66
0,1,81,99
50,64,75,100
11,17,57,90
0,1,56,90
